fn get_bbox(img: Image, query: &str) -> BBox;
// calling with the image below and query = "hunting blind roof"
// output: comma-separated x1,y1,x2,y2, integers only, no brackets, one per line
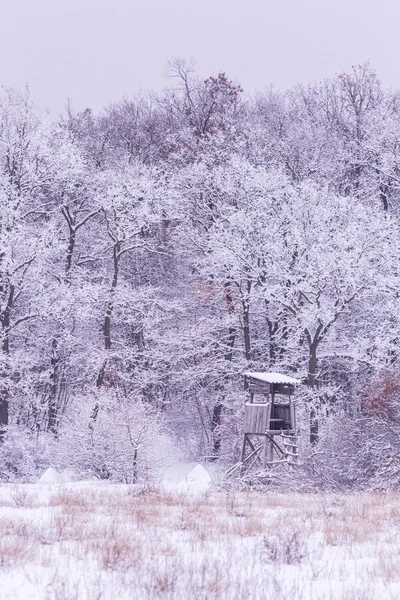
244,372,300,385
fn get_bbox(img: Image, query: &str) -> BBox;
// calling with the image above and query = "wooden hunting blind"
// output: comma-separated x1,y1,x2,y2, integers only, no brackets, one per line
235,372,300,473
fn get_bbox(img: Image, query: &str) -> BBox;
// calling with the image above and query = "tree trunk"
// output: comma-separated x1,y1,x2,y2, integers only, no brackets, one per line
103,243,120,352
211,402,223,455
97,243,120,388
0,286,14,442
242,301,251,362
211,279,237,457
0,391,8,441
65,228,76,282
379,183,389,212
242,277,252,362
47,219,77,434
308,340,319,445
267,317,278,364
48,338,60,434
1,285,14,354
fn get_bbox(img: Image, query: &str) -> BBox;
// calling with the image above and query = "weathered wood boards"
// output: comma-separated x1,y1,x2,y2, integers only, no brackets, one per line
243,403,269,434
248,383,270,395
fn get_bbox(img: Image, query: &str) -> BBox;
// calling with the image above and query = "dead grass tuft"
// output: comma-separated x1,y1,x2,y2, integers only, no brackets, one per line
94,536,144,573
9,486,37,508
0,536,34,569
262,528,307,564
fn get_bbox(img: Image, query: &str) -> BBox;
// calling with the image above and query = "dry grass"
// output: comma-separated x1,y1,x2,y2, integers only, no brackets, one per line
0,535,34,569
0,485,399,599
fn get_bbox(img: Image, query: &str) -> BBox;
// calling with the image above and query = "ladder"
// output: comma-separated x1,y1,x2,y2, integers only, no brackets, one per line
280,432,298,462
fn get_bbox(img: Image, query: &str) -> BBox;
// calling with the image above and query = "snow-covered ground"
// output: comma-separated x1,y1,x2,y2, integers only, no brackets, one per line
0,476,399,599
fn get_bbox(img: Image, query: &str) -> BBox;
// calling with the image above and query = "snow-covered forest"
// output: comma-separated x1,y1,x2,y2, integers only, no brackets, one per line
1,61,400,489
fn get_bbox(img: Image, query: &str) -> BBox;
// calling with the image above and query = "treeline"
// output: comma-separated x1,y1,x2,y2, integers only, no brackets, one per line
1,61,400,487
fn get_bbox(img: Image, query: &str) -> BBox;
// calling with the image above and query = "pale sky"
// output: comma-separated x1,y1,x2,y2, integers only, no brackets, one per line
1,0,399,114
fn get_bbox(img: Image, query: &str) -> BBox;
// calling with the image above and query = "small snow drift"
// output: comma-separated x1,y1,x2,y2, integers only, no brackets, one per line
187,464,211,488
37,467,71,484
161,462,212,494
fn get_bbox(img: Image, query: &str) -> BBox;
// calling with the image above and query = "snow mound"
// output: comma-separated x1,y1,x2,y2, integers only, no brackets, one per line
37,467,71,484
161,462,212,495
187,464,211,487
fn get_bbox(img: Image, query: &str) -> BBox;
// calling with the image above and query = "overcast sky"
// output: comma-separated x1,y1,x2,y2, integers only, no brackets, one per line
1,0,400,114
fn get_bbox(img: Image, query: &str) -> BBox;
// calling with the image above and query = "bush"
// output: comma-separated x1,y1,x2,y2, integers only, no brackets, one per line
0,426,55,482
56,390,163,484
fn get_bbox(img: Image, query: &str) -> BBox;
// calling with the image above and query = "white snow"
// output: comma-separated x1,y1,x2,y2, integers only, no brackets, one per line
161,462,212,494
0,484,398,599
187,464,211,487
37,467,71,484
245,371,300,384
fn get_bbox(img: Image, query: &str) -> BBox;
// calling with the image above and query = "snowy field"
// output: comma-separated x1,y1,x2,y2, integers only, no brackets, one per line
0,475,400,599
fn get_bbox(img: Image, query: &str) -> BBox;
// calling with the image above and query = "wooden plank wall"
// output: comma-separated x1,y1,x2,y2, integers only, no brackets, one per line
243,403,269,434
